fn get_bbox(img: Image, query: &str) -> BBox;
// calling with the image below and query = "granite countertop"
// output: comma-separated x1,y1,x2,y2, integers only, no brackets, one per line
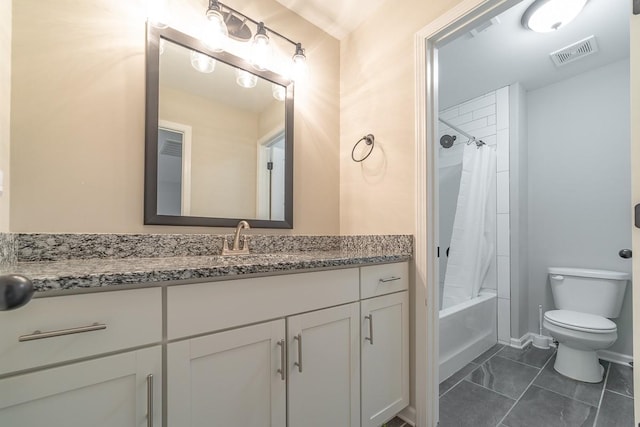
10,250,411,294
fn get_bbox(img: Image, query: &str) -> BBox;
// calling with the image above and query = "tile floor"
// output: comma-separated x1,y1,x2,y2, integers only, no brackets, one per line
438,344,634,427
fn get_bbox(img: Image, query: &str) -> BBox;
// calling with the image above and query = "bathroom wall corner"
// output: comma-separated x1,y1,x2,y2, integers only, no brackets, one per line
0,0,11,232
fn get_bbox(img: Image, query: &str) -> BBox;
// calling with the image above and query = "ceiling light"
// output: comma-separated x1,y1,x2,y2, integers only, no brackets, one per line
190,51,216,73
291,43,307,81
522,0,588,33
204,0,229,51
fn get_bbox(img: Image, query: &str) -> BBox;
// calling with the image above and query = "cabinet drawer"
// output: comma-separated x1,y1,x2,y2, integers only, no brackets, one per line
0,288,162,375
167,268,359,340
360,262,409,299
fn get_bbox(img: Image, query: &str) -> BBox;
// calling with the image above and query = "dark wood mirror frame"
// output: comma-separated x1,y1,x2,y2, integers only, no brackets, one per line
144,24,294,228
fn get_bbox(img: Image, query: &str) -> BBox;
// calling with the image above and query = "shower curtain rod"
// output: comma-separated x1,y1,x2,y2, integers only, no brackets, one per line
438,118,485,147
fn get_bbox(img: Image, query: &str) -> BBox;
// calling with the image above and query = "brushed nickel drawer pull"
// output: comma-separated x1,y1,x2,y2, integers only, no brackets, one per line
379,276,402,283
365,314,374,345
294,333,303,373
277,339,286,381
147,374,154,427
18,323,107,342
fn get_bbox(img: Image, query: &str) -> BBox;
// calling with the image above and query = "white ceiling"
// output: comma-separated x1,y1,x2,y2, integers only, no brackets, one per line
273,0,386,40
438,0,630,109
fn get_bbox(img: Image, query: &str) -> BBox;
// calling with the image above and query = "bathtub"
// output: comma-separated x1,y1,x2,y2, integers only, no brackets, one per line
439,291,497,382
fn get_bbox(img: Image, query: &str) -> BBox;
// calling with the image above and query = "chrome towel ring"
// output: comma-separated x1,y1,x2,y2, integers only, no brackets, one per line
351,134,375,162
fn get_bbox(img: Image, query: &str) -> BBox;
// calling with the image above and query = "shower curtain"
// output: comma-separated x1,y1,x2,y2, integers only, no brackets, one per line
442,143,497,309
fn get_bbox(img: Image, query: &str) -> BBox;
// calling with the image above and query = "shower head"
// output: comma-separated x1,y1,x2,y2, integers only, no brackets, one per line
440,134,456,148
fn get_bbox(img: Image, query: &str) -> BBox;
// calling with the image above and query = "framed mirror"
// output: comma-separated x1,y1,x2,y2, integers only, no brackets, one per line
145,25,294,228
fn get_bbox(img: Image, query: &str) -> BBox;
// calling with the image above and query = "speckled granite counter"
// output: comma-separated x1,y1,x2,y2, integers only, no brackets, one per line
9,250,411,294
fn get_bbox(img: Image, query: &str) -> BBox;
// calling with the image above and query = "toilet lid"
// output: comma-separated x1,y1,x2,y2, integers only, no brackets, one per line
544,310,617,333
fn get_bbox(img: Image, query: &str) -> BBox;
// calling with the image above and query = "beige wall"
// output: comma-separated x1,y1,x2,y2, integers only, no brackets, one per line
339,0,459,235
10,0,340,234
159,86,258,218
0,0,10,232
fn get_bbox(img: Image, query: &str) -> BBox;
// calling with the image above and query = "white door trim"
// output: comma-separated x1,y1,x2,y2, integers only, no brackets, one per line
159,119,192,216
414,1,520,425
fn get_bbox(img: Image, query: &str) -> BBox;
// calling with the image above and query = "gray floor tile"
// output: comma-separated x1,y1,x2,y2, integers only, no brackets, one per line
439,380,515,427
606,363,634,397
595,390,634,427
468,355,539,399
472,344,505,365
440,362,478,396
497,345,555,368
533,356,607,406
502,385,597,427
383,417,407,427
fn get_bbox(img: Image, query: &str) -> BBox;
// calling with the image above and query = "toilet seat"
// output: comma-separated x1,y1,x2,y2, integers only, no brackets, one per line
544,310,616,334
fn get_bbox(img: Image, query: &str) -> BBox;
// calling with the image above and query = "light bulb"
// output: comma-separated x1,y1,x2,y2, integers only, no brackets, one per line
190,51,216,73
291,43,307,82
147,0,168,28
204,8,229,52
272,84,286,101
236,69,257,88
251,23,271,71
522,0,588,33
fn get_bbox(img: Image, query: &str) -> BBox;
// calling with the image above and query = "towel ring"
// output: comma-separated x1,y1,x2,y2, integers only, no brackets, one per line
351,134,375,162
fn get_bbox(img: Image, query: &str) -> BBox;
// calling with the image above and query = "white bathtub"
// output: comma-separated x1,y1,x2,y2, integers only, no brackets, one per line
439,291,497,382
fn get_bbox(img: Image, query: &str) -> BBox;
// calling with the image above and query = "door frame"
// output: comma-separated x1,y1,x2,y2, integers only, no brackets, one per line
158,119,192,216
413,0,640,425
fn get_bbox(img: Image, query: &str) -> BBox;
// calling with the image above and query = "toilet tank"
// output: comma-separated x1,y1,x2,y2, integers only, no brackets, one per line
548,267,630,318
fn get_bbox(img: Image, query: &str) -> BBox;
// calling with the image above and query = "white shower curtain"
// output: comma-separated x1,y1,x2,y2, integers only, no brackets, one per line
442,143,497,309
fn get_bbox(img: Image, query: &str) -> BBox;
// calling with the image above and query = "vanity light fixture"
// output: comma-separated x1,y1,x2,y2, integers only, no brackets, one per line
190,51,216,73
251,22,271,71
236,69,258,88
522,0,588,33
198,1,308,80
272,84,286,101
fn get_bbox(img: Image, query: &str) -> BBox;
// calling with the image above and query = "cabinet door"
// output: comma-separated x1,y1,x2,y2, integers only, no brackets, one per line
287,302,360,427
361,291,409,427
0,346,161,427
167,319,286,427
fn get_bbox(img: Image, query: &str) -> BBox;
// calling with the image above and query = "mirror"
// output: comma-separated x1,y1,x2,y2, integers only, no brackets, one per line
145,26,294,228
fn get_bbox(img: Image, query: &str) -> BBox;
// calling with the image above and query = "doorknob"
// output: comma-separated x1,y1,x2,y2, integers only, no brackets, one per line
0,274,34,311
619,249,632,259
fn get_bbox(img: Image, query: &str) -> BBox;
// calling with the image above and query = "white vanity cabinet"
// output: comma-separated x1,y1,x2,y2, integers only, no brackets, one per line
0,288,163,426
360,263,410,427
287,302,360,427
0,346,162,427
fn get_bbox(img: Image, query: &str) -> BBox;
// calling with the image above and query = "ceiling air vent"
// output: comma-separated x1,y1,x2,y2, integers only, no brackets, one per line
160,140,183,157
550,35,598,67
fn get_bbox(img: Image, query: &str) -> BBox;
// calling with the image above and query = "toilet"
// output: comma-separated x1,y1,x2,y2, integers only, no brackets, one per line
543,267,629,383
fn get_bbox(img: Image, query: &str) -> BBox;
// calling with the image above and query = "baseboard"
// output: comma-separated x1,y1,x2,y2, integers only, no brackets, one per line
397,406,416,426
598,349,633,366
509,332,555,349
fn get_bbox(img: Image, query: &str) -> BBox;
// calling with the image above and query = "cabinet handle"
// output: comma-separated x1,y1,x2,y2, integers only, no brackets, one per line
18,322,107,342
379,276,401,283
277,339,286,381
365,314,374,345
147,374,154,427
294,333,303,373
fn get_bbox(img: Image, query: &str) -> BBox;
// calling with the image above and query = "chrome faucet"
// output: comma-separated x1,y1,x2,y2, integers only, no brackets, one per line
221,220,251,255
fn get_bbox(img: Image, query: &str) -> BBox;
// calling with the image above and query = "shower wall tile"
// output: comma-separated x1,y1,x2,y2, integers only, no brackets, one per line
496,86,510,130
498,256,511,299
473,104,496,120
459,93,496,115
459,117,488,133
497,172,510,214
497,129,510,172
447,112,473,126
497,214,510,256
487,114,496,126
498,297,511,343
474,124,498,139
483,255,497,290
440,107,459,120
482,135,497,146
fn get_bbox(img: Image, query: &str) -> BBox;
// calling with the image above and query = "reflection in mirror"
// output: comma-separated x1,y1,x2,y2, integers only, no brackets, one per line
145,26,294,228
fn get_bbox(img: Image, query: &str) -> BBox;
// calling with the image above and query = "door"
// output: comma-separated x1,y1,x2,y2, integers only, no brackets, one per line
287,302,360,427
0,346,161,427
167,319,286,427
631,7,640,423
361,291,410,427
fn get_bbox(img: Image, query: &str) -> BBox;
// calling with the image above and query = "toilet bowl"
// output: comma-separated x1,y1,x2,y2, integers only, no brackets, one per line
544,267,629,383
543,310,617,383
